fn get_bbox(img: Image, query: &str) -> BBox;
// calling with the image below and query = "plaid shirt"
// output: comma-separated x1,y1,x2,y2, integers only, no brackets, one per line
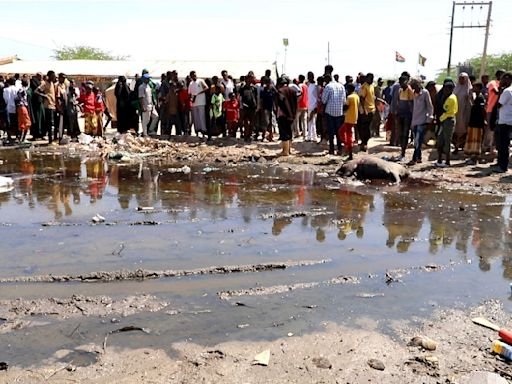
321,81,346,117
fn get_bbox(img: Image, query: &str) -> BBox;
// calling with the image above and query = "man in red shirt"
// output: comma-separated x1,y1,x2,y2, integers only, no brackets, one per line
295,74,309,140
484,69,505,153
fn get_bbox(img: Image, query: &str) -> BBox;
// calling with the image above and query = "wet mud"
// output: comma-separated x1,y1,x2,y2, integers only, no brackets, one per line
2,138,512,382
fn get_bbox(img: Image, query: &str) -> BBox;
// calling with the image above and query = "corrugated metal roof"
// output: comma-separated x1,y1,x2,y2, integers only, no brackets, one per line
0,59,275,80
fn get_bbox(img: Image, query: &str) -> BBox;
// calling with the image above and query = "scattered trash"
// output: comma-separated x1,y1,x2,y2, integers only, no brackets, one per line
356,292,385,299
287,332,294,337
492,340,512,361
136,206,155,211
408,336,438,351
237,324,250,329
252,349,270,366
316,172,329,178
0,362,7,371
91,214,105,224
472,317,512,344
367,358,385,371
78,133,93,145
111,243,125,256
0,176,14,193
311,357,332,369
168,165,191,174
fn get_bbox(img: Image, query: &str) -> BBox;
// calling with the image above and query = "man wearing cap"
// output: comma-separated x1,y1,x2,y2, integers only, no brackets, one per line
139,73,159,136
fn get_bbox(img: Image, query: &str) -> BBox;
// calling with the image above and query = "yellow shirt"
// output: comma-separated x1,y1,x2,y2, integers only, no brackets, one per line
440,94,458,122
345,93,359,124
359,83,375,113
399,87,414,101
38,81,56,110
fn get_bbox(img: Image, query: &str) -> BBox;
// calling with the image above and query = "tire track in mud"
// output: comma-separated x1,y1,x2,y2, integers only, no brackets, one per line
0,259,331,284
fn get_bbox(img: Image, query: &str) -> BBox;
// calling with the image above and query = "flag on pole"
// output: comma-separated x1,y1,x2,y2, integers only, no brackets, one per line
418,54,427,66
395,51,406,63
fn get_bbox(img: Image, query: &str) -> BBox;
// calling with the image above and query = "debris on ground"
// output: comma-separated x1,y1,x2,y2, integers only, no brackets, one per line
253,349,270,366
367,358,385,371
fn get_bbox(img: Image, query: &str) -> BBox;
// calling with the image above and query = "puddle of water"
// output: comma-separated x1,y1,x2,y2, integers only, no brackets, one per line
1,148,512,367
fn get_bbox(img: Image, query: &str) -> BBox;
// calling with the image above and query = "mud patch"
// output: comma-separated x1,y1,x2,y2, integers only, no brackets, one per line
0,294,167,333
218,275,360,300
0,259,331,283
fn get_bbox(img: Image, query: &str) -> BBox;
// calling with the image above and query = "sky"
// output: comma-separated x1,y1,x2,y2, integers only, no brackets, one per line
0,0,510,80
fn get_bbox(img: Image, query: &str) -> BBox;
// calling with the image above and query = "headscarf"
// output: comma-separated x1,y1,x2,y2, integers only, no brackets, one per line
454,72,472,97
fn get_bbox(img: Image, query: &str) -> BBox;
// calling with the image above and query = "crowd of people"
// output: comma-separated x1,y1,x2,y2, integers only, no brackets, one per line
1,64,512,171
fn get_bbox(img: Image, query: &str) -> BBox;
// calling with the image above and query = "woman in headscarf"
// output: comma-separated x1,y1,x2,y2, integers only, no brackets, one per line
452,72,472,153
28,74,45,139
115,76,135,133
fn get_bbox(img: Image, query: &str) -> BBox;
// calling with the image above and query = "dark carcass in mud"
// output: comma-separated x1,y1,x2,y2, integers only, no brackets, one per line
336,156,409,183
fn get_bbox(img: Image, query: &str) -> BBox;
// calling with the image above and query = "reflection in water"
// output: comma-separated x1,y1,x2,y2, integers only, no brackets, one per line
1,150,512,275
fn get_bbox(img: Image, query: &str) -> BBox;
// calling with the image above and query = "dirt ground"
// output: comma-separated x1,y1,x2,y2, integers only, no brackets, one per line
1,300,511,383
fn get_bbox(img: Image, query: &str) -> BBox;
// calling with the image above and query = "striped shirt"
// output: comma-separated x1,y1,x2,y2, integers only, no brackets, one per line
321,81,346,117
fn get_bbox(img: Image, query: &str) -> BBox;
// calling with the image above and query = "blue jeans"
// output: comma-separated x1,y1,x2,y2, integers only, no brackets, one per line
412,124,426,161
326,114,343,153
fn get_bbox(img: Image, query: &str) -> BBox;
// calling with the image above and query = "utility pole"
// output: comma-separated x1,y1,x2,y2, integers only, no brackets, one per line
327,42,330,65
447,1,456,76
480,1,492,76
446,1,492,77
283,38,289,74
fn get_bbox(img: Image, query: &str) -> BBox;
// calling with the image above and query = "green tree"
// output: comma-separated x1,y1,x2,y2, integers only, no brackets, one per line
469,52,512,78
52,45,128,60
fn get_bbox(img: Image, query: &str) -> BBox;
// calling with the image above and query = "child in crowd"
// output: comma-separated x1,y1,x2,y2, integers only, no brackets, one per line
16,79,31,142
339,83,359,160
210,85,224,138
223,93,239,138
93,86,105,137
463,82,486,164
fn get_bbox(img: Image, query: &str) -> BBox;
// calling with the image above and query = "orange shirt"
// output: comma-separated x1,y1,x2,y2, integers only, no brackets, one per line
486,79,500,113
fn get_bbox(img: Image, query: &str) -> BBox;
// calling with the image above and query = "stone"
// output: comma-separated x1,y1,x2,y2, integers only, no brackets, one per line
367,359,385,371
312,357,332,369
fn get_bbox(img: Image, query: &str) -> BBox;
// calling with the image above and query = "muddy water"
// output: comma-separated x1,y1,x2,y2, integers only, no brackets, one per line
1,148,512,367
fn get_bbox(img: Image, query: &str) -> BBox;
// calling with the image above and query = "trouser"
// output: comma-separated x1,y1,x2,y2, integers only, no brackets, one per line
397,115,411,156
278,116,292,141
68,113,80,137
339,122,354,152
371,109,381,136
326,114,343,154
358,113,373,147
412,124,426,161
437,118,455,157
191,105,206,135
294,108,307,138
141,107,158,136
8,112,18,138
306,110,317,141
497,124,512,171
168,114,183,135
227,121,238,137
44,108,55,143
240,108,256,140
483,111,495,151
177,111,189,135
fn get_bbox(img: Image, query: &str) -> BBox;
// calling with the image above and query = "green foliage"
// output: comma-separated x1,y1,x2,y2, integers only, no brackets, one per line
52,45,128,60
469,52,512,78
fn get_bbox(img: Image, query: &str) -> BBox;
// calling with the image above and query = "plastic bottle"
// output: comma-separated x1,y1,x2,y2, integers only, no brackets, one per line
492,340,512,361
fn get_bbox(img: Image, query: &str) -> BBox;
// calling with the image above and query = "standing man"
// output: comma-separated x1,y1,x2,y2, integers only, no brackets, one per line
436,81,458,167
188,70,208,136
296,74,309,140
409,78,434,164
139,73,158,136
358,73,376,151
35,70,57,144
495,72,512,173
484,69,505,153
306,71,318,142
239,71,258,142
220,70,234,100
321,73,346,155
396,76,414,160
3,78,18,142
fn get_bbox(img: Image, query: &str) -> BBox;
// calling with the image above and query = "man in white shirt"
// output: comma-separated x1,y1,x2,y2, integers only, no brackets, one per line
3,78,18,139
220,70,234,100
138,73,158,137
306,71,318,142
188,70,208,136
496,72,512,173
